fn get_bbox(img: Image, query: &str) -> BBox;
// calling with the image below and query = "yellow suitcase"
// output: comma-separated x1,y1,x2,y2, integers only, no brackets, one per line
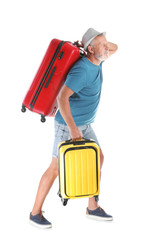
58,138,100,206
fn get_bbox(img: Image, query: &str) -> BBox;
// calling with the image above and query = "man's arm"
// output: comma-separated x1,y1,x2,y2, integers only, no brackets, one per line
107,42,118,56
57,84,82,140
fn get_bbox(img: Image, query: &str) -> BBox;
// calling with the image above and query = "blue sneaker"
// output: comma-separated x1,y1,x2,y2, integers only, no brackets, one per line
29,212,52,229
86,207,113,221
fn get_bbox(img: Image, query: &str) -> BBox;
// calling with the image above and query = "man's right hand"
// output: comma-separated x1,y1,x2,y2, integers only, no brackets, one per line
69,126,83,141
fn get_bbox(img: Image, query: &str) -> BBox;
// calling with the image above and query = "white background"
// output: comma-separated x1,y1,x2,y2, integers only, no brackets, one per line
0,0,159,239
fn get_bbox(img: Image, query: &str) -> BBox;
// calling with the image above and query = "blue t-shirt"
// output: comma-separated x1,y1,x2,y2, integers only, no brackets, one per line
55,56,103,126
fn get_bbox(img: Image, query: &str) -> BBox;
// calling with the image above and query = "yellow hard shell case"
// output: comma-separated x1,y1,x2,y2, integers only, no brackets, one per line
58,139,100,201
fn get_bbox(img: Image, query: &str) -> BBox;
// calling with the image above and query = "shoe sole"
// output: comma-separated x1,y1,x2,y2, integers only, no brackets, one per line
86,214,113,221
29,220,52,229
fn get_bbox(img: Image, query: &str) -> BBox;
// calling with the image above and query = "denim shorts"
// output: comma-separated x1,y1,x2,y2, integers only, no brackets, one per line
52,120,100,158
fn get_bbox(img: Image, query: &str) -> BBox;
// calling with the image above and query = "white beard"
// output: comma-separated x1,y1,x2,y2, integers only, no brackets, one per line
95,50,109,61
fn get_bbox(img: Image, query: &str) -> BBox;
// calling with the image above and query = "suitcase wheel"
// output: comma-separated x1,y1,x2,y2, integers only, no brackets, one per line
41,115,46,123
21,104,26,113
94,195,99,202
57,190,62,198
61,198,68,206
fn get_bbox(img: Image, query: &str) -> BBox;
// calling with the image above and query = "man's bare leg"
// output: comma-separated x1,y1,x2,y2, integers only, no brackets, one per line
31,157,58,215
88,148,104,210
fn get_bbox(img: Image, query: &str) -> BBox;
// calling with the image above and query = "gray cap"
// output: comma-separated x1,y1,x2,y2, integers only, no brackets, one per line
82,28,106,50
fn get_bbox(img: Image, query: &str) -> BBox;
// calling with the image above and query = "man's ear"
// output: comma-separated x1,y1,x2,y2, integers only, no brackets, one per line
87,45,94,54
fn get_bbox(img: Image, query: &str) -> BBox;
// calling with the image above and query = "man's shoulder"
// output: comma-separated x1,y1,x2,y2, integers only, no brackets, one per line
69,57,88,74
74,56,87,68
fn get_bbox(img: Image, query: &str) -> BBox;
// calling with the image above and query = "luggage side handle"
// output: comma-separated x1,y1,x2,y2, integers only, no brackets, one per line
45,66,56,88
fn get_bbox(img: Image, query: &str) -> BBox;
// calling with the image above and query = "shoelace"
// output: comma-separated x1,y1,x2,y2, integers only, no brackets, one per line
98,207,105,213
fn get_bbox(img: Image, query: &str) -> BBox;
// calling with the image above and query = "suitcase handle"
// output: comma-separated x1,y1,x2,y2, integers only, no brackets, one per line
66,138,92,143
73,41,86,56
45,66,56,88
73,40,84,48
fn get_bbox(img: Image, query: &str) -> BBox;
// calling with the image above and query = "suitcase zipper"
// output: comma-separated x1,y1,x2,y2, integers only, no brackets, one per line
29,40,65,111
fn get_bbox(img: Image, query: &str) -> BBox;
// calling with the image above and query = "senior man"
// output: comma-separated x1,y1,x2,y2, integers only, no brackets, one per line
30,28,118,228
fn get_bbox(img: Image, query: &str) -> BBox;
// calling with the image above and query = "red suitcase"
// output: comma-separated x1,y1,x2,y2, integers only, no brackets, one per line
21,39,83,122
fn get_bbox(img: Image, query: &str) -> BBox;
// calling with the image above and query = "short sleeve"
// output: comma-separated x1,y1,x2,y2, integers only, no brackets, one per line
64,62,87,93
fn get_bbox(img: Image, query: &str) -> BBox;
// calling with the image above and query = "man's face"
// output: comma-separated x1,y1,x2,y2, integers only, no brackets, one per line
92,35,109,61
